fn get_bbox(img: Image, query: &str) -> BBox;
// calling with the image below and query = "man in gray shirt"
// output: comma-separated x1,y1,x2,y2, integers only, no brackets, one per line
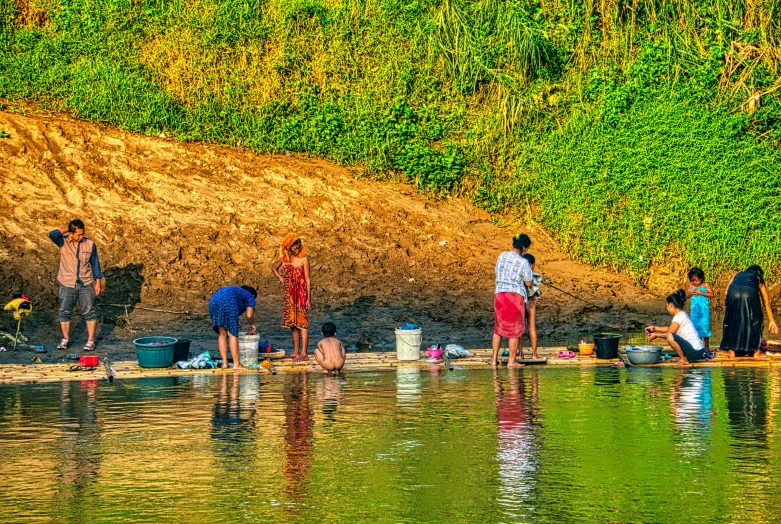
49,219,103,351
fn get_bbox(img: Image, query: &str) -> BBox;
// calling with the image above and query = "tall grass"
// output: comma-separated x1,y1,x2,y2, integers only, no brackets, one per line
1,0,781,282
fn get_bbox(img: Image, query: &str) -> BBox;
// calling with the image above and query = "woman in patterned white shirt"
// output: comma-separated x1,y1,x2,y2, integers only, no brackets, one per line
492,234,533,367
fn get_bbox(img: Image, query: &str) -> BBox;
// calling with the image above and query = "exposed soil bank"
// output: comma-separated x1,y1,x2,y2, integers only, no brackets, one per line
0,108,666,364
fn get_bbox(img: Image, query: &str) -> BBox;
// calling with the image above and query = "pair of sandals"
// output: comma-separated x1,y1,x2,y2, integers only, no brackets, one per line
57,338,95,351
67,364,97,372
557,351,576,359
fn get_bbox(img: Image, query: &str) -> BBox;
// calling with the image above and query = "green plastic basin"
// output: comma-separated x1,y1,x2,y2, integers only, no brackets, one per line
134,336,178,368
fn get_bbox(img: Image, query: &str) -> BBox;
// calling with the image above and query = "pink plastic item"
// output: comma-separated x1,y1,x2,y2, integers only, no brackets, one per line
426,347,443,359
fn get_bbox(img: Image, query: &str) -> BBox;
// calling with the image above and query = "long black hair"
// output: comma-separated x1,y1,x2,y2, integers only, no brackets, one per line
666,289,686,310
745,265,765,285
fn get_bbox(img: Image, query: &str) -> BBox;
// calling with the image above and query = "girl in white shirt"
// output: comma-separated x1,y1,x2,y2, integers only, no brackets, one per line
647,289,706,366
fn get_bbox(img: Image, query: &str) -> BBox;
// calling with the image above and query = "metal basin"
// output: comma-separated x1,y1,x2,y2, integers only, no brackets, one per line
625,345,662,365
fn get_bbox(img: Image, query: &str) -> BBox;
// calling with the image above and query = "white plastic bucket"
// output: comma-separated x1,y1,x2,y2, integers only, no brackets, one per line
238,332,260,366
395,328,422,361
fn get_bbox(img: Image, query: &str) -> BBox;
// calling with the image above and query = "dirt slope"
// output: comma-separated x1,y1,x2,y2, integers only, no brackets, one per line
0,108,662,361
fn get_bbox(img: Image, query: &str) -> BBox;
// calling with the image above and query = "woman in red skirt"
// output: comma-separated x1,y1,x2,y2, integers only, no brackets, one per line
491,234,533,367
273,234,312,362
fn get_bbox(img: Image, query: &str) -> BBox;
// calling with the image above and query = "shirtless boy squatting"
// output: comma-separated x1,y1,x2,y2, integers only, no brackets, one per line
315,322,346,374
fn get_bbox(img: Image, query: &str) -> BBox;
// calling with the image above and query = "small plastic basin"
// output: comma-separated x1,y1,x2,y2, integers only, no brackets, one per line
578,342,595,356
79,355,99,368
625,345,662,365
426,347,443,359
134,336,178,368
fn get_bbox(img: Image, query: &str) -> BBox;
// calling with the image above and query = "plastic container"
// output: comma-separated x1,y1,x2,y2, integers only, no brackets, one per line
578,342,595,356
79,355,99,368
238,332,260,366
134,336,177,368
395,328,422,361
426,346,443,359
593,333,621,359
173,339,191,362
625,345,662,365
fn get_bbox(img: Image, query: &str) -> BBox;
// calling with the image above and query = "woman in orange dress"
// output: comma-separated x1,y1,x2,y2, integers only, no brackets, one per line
272,234,312,362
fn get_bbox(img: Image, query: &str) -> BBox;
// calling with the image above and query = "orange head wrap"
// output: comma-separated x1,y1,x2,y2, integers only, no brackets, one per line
279,233,306,263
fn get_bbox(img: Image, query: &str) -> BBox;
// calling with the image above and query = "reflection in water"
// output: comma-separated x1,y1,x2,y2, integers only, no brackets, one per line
724,368,769,444
396,366,422,408
593,366,621,389
7,368,781,521
670,369,713,456
316,375,344,420
57,380,102,502
723,368,775,520
494,368,539,521
283,372,313,501
210,374,258,470
625,367,664,387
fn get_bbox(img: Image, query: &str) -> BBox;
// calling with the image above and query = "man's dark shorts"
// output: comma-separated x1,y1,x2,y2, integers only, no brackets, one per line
59,282,97,322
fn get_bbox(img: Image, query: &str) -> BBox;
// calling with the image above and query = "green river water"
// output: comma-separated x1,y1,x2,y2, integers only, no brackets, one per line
1,366,780,522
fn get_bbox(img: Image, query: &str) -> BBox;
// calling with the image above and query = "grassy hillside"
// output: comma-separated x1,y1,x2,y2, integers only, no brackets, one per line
2,0,780,283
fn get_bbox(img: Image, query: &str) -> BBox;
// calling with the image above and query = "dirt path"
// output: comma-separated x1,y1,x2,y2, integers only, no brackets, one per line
0,107,664,364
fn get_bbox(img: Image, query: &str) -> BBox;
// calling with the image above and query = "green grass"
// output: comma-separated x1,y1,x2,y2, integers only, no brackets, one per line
1,0,781,283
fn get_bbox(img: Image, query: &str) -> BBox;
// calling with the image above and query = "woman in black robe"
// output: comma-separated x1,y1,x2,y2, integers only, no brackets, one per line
720,265,778,357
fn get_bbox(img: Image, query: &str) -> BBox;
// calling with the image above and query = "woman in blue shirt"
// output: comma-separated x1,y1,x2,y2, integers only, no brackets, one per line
209,286,257,369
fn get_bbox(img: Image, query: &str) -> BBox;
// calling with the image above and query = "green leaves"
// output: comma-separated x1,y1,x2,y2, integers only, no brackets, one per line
501,90,781,283
3,0,781,281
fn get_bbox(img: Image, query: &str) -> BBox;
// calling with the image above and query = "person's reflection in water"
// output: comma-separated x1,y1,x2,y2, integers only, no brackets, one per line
723,368,772,518
316,374,344,422
493,367,539,520
210,373,258,471
669,369,713,456
283,372,313,501
724,368,769,445
57,380,102,501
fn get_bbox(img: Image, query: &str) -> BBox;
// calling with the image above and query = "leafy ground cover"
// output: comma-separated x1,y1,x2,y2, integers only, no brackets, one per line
2,0,780,282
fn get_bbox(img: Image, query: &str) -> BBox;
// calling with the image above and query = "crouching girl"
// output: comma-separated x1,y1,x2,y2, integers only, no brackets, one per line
646,289,706,367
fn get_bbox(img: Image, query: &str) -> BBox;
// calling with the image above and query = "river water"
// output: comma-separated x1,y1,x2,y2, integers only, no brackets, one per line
1,367,779,522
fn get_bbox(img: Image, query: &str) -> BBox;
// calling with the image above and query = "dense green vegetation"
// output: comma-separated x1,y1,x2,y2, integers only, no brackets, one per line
1,0,780,282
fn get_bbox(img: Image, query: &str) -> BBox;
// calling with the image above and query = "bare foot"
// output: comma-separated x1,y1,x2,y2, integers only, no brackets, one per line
490,360,499,368
507,362,524,368
299,354,309,362
532,352,538,360
221,365,230,369
727,350,736,359
291,352,300,362
754,350,768,359
233,364,248,370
